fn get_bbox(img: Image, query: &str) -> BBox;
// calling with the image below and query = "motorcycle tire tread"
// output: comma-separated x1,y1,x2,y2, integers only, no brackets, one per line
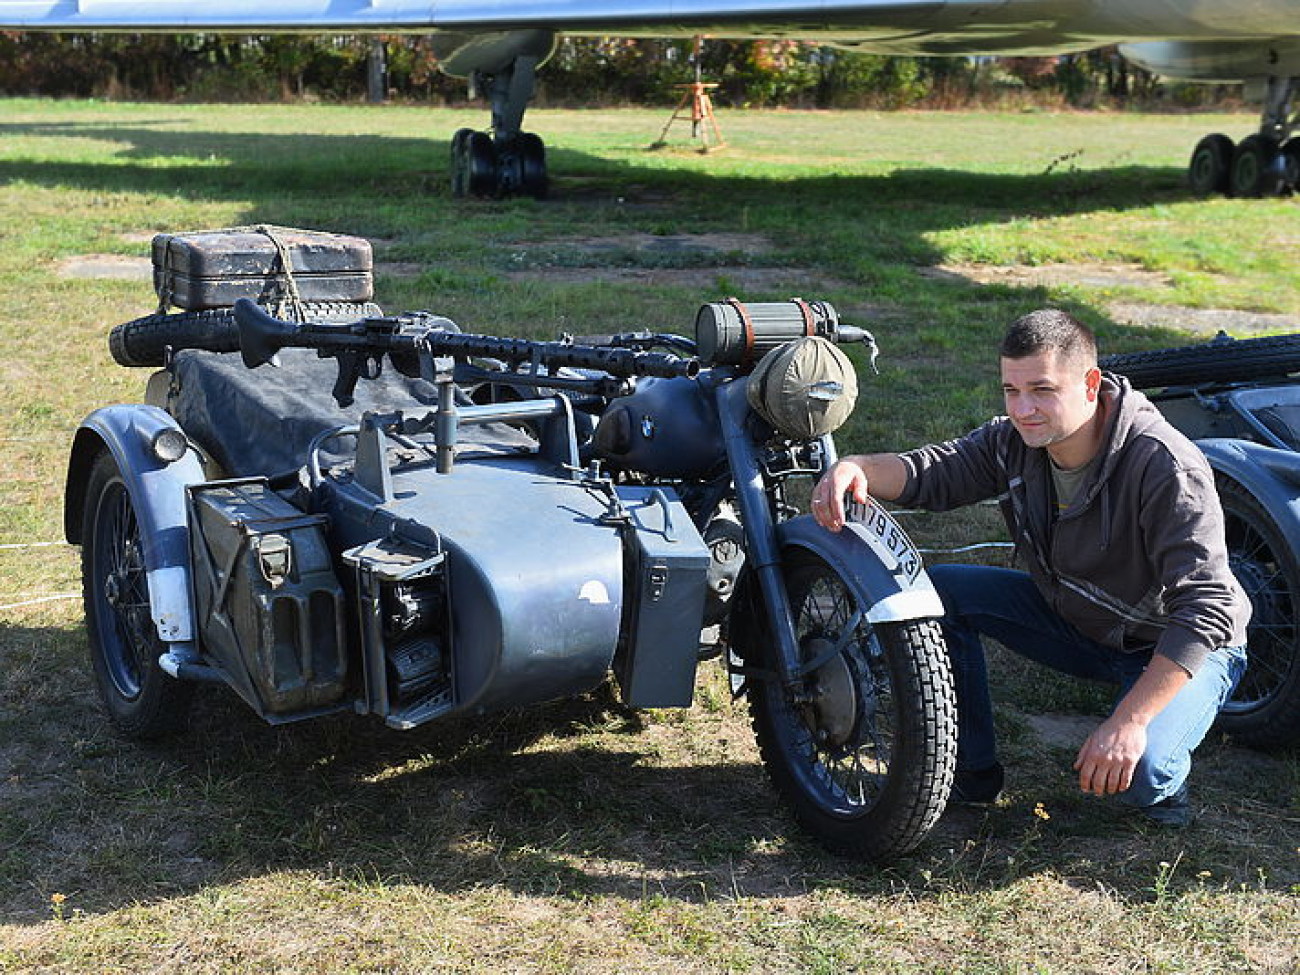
1100,332,1300,390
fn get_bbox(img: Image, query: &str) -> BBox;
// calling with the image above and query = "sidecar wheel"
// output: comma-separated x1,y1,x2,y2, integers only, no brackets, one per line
746,550,956,860
1215,475,1300,748
81,450,193,738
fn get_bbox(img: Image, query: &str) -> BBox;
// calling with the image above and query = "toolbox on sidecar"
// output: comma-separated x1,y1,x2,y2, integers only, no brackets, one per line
152,227,374,311
614,487,712,708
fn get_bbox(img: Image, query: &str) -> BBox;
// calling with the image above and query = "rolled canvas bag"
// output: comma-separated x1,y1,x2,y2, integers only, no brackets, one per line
746,335,858,440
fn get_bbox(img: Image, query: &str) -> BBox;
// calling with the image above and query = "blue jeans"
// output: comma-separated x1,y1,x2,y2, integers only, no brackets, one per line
927,564,1247,807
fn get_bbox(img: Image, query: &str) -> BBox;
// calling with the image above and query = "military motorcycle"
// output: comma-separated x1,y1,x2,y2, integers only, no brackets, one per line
66,259,957,860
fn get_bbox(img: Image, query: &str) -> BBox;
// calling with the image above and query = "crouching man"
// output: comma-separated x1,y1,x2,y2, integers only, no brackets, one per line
810,309,1249,825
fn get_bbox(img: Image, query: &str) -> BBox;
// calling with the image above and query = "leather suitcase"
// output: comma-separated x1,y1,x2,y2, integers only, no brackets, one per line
153,226,373,310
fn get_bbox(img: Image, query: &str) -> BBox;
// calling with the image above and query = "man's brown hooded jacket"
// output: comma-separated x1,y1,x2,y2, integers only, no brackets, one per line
894,373,1251,675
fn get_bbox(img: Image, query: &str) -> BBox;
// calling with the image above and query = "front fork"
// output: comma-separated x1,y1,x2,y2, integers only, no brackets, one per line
716,380,833,692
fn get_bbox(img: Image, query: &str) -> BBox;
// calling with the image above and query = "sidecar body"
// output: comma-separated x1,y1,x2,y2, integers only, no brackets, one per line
66,345,712,731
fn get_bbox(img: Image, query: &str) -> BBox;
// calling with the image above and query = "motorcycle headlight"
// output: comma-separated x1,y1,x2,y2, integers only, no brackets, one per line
150,427,189,464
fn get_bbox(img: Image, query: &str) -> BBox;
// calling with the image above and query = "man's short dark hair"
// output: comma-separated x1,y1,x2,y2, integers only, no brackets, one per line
999,309,1097,367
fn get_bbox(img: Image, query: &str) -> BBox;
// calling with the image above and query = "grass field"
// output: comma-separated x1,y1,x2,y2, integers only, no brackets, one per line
1,99,1297,973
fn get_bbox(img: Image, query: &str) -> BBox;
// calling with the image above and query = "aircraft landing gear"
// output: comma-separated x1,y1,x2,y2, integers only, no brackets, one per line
451,128,547,199
450,54,549,199
1189,76,1298,197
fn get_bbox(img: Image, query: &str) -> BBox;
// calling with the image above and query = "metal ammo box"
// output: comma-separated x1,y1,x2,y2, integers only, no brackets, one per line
152,226,373,311
187,479,349,719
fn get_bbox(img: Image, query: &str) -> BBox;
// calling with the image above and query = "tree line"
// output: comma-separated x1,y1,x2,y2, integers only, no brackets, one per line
0,32,1236,110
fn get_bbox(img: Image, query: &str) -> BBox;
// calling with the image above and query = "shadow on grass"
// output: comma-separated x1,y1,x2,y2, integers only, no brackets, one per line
1,621,1296,926
0,118,1191,236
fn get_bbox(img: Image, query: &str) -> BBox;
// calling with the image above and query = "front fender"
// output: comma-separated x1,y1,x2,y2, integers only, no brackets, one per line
66,404,207,643
777,514,944,624
1199,437,1300,536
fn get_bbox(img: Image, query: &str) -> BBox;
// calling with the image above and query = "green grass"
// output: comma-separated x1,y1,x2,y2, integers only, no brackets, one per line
1,99,1298,973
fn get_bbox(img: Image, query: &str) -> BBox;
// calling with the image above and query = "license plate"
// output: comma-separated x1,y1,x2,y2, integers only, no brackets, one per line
844,497,924,587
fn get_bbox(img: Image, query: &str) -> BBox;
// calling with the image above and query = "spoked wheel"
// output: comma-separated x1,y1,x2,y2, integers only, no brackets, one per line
82,450,193,738
1215,476,1300,748
746,550,956,860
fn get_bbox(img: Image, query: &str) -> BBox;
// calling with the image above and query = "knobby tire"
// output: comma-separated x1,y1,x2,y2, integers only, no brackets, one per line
745,549,956,860
1100,333,1300,390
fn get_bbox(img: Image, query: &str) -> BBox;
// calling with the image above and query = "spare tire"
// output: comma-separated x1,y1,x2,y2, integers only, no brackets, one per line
109,300,384,367
1100,331,1300,390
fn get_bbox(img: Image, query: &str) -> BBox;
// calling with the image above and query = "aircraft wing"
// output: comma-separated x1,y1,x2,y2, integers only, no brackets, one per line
0,1,956,35
0,1,1291,52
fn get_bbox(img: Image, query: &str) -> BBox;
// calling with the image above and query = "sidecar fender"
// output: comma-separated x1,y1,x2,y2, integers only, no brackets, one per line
1198,437,1300,535
777,514,945,624
65,404,207,643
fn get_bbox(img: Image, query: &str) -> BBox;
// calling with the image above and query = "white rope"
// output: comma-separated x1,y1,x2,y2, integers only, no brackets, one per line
919,541,1013,554
0,593,79,611
0,541,65,550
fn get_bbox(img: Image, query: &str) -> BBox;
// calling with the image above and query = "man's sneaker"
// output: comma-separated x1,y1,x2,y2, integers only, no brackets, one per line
1140,783,1191,827
950,762,1005,805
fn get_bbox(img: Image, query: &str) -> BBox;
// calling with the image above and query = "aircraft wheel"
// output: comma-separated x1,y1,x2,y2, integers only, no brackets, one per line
1229,135,1287,198
450,127,474,197
1283,138,1300,194
1187,133,1233,196
518,132,548,200
466,131,499,197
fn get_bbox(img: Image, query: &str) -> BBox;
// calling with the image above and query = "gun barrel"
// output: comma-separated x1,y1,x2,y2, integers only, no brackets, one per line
415,331,698,380
233,299,697,380
233,300,702,392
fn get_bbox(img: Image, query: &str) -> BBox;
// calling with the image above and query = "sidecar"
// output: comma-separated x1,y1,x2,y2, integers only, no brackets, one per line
65,330,712,737
1102,332,1300,749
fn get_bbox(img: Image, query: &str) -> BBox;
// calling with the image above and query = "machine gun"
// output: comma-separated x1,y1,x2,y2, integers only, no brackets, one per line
233,299,699,407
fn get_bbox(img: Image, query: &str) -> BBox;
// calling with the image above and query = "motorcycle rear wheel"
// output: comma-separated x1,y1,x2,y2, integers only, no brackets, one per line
747,550,956,860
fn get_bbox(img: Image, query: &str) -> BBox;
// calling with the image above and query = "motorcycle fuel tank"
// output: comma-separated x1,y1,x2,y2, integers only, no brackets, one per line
592,376,726,479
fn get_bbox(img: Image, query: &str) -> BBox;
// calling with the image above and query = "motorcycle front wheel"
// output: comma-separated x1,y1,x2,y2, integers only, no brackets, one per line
746,550,956,860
